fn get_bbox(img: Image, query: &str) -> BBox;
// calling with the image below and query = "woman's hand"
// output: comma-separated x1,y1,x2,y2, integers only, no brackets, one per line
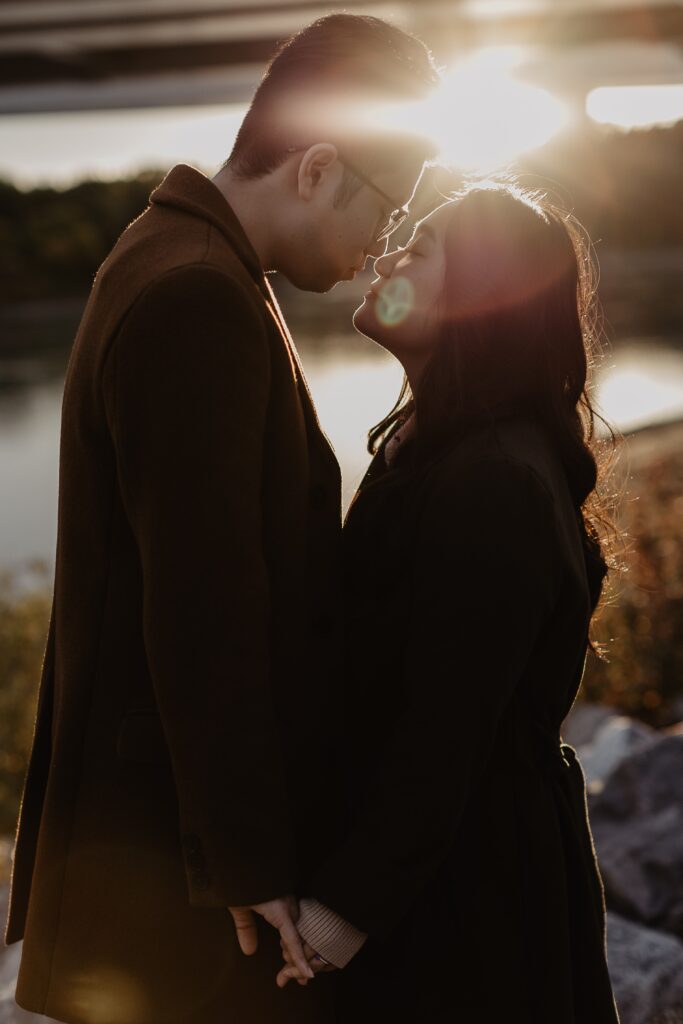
276,937,337,988
228,894,314,980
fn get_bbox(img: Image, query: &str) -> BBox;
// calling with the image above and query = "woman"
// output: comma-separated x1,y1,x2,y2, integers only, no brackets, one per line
279,182,622,1022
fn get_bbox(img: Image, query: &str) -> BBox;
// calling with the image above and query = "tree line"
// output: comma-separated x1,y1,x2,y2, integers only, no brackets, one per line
0,121,682,306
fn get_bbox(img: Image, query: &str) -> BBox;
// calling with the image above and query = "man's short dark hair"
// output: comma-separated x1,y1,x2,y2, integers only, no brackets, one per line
225,14,439,191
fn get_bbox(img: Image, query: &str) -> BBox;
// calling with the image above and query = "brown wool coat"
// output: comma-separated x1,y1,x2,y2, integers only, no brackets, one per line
4,164,346,1024
304,414,622,1024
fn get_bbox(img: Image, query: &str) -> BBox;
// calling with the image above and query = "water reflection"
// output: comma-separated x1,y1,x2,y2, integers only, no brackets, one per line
1,333,683,570
303,337,683,507
596,341,683,432
0,380,62,570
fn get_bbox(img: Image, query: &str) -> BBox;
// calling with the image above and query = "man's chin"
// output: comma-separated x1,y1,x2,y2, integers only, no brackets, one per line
281,262,361,293
307,271,340,293
277,266,333,294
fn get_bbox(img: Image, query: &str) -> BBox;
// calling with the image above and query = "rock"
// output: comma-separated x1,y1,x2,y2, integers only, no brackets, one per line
607,912,683,1024
648,1009,683,1024
0,885,44,1024
579,715,659,791
0,942,40,1024
591,735,683,935
561,702,619,749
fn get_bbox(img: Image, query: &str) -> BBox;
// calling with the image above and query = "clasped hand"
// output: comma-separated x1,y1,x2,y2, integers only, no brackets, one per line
227,894,337,989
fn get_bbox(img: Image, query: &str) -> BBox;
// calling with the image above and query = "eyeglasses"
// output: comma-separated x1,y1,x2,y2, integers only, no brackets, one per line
286,146,410,242
339,154,410,241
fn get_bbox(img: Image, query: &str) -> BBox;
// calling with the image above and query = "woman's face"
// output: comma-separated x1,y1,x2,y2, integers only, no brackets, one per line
353,201,452,359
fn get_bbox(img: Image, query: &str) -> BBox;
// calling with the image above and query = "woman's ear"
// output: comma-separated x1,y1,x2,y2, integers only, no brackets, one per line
295,143,339,201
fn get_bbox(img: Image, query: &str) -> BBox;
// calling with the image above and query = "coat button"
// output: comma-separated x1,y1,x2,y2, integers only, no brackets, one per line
191,869,210,890
182,833,201,855
309,484,327,510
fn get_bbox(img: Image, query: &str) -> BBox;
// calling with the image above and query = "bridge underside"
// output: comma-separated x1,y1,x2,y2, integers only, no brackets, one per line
1,0,682,114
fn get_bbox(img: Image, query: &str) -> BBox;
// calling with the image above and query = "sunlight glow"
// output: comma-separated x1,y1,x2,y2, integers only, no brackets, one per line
302,341,683,507
587,85,683,129
0,103,247,187
597,355,683,431
303,344,404,510
362,47,569,172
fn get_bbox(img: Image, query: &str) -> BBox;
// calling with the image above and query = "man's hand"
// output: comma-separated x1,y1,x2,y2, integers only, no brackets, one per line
276,938,337,988
228,895,315,980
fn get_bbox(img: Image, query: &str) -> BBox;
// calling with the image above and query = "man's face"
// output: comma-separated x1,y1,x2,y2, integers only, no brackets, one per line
284,154,425,293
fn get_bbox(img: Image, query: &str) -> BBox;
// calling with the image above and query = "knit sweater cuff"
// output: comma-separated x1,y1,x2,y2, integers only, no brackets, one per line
296,896,368,969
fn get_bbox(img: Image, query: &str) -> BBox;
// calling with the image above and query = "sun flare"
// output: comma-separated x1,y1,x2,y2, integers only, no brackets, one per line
587,85,683,130
361,47,570,173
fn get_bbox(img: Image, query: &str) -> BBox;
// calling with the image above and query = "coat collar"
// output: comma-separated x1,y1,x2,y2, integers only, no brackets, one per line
150,165,339,468
150,163,263,283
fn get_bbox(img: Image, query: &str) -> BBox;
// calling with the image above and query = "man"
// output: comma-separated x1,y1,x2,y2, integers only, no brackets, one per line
3,13,437,1024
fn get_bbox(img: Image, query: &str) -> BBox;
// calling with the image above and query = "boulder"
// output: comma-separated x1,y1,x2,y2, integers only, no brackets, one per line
0,885,44,1024
577,714,659,791
561,701,619,749
591,735,683,935
607,912,683,1024
648,1010,683,1024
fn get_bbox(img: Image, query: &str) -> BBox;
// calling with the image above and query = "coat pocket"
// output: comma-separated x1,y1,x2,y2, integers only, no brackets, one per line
116,710,169,765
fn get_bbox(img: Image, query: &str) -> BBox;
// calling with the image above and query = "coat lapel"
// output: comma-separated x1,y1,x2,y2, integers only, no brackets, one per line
260,275,339,465
151,164,340,472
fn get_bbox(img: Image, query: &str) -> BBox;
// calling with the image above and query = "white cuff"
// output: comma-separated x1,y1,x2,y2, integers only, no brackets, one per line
296,896,368,968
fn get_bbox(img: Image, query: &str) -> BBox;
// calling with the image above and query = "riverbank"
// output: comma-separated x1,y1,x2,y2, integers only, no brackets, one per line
624,414,683,466
580,412,683,726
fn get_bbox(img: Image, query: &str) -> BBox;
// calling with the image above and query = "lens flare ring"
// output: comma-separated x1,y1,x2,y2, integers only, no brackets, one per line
376,277,415,327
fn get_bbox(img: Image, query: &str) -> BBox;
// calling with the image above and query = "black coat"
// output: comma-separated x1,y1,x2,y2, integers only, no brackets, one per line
4,164,345,1024
304,412,621,1023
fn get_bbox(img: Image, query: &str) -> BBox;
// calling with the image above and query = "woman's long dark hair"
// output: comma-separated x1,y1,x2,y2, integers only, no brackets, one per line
368,182,622,653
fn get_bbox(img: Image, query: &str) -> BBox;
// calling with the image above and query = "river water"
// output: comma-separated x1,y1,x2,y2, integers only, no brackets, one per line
1,324,683,577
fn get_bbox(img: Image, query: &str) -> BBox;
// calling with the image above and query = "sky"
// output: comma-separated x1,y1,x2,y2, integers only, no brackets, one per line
0,104,247,188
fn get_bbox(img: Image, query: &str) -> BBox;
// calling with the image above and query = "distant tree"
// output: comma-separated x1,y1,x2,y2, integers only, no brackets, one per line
0,170,164,303
1,124,682,305
521,120,683,249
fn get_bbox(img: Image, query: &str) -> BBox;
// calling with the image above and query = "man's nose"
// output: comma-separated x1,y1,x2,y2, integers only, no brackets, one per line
366,235,389,260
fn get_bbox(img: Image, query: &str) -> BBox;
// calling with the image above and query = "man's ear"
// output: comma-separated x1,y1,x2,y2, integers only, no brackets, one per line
295,143,339,201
